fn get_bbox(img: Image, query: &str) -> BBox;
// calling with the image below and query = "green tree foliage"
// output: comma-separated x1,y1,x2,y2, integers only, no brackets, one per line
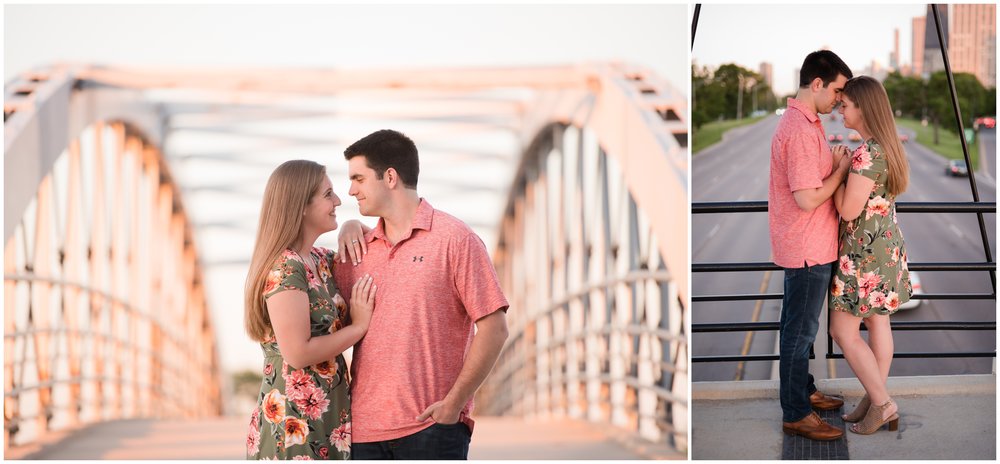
927,71,990,135
692,63,778,130
882,72,925,119
233,369,264,400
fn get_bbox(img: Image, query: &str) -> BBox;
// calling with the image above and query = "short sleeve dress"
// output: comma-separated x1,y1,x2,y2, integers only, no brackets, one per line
829,140,913,317
246,247,353,460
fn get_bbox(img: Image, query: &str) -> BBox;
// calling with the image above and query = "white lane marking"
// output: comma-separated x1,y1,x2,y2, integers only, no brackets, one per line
712,175,720,184
949,223,965,239
707,224,721,239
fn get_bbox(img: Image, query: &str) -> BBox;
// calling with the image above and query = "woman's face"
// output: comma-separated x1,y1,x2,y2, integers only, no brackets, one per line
302,176,341,234
839,94,864,133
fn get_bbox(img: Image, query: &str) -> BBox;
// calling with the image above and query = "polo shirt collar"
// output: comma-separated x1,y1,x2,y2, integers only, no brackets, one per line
787,97,820,124
365,198,434,244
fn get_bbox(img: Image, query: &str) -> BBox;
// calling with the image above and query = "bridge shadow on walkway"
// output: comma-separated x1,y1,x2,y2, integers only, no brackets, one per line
9,416,681,460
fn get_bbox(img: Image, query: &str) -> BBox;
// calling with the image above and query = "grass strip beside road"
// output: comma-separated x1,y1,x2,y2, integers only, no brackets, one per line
897,117,979,167
693,116,767,155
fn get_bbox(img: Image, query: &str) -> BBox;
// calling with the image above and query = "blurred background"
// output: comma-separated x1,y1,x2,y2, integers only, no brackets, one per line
4,3,688,459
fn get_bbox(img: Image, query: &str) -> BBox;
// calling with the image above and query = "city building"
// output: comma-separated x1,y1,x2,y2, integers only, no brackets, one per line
759,61,772,89
890,28,900,71
922,4,948,78
950,3,996,87
912,16,926,77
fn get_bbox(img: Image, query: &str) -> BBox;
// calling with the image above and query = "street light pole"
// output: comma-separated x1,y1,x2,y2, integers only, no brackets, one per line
737,74,744,121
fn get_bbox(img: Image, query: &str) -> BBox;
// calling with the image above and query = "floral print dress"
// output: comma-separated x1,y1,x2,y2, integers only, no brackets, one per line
247,247,352,460
830,140,913,317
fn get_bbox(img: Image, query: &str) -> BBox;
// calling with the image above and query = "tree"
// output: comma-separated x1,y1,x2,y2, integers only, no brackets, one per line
927,71,987,141
692,63,776,129
882,72,925,119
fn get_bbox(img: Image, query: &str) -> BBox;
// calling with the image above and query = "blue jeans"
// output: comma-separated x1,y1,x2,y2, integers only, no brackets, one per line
779,261,834,423
352,422,471,460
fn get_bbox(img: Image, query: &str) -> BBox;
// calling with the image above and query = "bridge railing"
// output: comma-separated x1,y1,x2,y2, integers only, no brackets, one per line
691,202,996,364
5,69,221,451
479,63,688,454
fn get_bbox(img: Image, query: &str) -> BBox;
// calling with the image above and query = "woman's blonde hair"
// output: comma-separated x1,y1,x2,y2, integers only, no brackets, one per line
843,76,909,197
244,160,327,342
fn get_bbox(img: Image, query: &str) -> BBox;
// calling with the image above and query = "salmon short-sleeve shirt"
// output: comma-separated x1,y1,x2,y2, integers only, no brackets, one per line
334,199,509,443
768,98,839,268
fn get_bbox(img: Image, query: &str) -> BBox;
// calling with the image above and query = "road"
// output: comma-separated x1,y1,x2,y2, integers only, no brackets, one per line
980,127,996,184
692,114,996,382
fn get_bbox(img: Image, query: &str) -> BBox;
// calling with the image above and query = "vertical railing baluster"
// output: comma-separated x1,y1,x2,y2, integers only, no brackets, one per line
32,176,54,436
64,140,85,426
5,240,21,445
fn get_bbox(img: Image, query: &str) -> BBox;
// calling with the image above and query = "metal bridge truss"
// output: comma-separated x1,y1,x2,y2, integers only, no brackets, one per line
4,70,223,450
478,70,689,452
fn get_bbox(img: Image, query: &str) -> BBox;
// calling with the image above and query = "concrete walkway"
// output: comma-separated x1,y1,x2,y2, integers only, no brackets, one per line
692,374,996,460
8,416,681,460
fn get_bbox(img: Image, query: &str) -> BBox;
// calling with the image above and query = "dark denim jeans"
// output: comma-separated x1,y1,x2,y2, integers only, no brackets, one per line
779,261,834,423
353,422,471,460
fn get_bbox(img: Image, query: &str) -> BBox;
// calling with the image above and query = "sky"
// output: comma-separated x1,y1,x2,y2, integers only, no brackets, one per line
5,3,689,374
693,4,929,95
5,4,688,90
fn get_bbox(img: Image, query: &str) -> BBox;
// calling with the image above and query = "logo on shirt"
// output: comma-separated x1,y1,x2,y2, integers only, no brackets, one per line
412,256,424,262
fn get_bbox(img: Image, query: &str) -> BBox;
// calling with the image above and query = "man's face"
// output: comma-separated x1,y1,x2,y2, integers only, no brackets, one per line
347,156,388,217
817,74,849,114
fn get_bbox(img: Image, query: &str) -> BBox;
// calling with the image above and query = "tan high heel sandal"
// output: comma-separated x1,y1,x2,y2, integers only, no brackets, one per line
842,394,870,422
850,398,899,434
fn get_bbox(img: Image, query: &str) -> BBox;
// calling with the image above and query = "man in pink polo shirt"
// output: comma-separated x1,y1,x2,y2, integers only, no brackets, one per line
334,129,509,459
769,50,853,441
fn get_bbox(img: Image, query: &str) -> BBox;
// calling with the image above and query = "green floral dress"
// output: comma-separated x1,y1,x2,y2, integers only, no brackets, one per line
247,247,352,460
830,140,913,317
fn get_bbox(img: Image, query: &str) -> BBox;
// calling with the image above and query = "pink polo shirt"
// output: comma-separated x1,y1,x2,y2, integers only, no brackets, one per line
334,199,509,443
768,98,839,268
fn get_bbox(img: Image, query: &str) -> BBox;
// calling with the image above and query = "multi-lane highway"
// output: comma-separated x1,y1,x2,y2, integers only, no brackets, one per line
692,114,996,382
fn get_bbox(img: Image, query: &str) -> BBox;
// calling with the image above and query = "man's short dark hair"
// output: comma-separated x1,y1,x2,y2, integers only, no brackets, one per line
799,50,853,89
343,129,419,189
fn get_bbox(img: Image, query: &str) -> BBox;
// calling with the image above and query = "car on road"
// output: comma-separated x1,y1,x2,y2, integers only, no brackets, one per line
848,132,862,142
945,159,968,176
974,116,996,130
898,271,922,310
827,134,844,144
898,133,909,143
775,108,786,116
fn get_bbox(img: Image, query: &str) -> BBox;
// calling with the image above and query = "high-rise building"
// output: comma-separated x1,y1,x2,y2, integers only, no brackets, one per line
890,28,900,70
923,4,948,78
759,62,773,89
913,16,926,77
950,4,996,87
866,60,888,82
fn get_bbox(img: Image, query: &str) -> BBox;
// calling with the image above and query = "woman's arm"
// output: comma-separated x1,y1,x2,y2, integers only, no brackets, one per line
267,274,376,369
834,173,875,221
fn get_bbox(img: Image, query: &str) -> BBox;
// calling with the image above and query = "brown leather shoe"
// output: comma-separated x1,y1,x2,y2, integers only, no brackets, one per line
810,390,844,411
782,411,844,441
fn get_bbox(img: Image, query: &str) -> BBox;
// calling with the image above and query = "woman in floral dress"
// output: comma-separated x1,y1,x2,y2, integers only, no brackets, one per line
828,76,912,436
244,160,377,459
